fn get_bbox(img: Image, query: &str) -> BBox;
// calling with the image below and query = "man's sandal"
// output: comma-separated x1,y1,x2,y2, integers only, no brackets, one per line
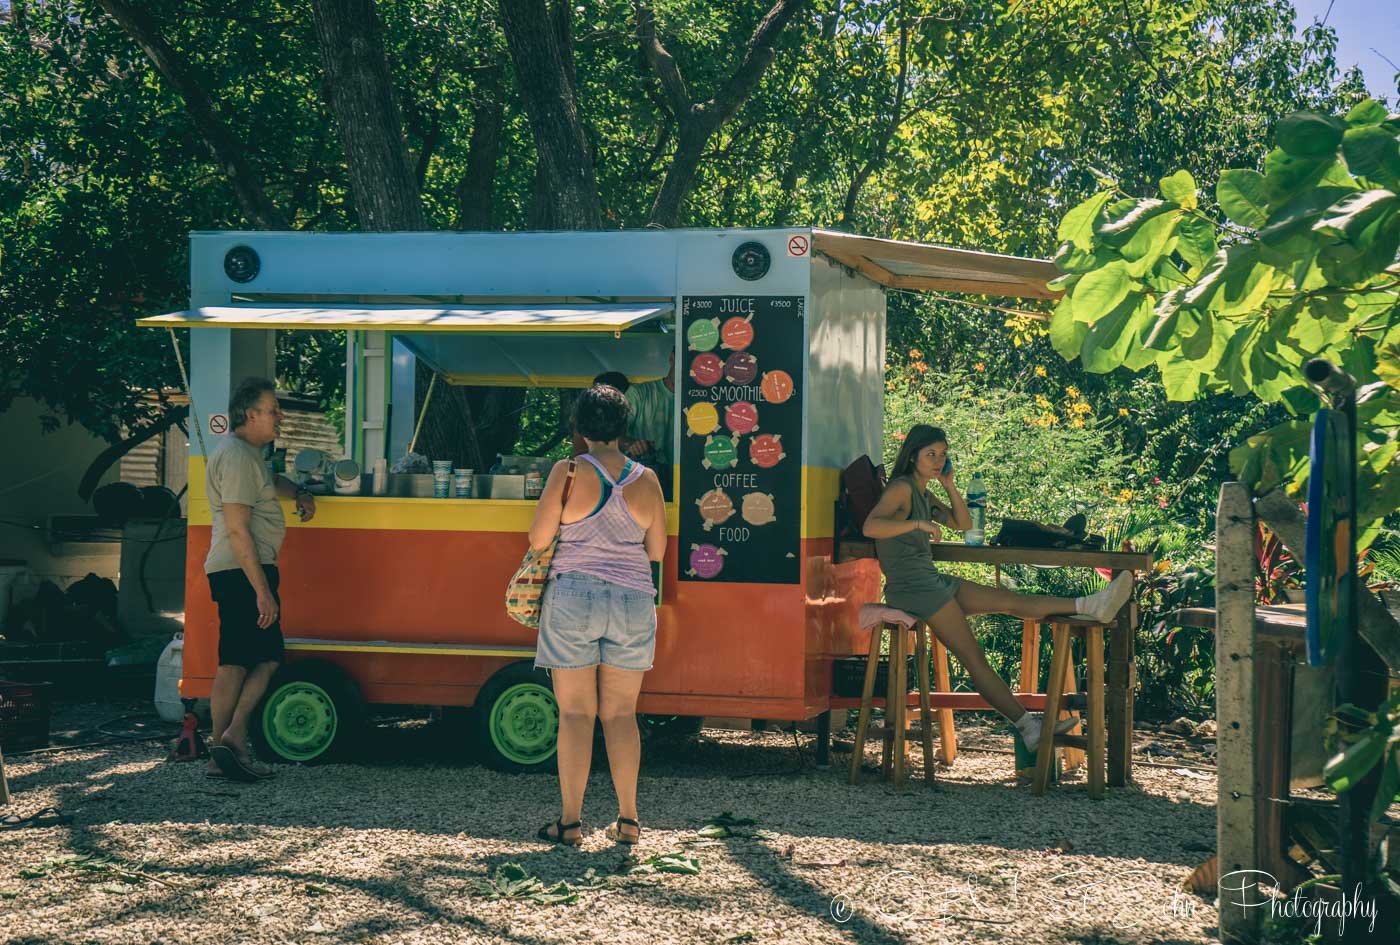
605,817,641,845
537,818,583,847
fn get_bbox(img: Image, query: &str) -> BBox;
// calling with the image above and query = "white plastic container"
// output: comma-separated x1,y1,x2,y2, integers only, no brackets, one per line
154,633,186,723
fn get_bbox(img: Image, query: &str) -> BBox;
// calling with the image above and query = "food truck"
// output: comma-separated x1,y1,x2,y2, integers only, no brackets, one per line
140,228,1056,770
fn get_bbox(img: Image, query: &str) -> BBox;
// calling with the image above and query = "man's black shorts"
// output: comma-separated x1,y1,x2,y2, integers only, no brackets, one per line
208,565,285,669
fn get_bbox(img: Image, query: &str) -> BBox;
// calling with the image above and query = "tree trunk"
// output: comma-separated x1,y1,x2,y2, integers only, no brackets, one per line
99,0,288,229
498,0,602,229
456,58,504,230
648,120,711,228
309,0,425,231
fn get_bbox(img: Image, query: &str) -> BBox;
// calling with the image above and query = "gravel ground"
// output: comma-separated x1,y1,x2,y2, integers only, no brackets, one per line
2,705,1223,945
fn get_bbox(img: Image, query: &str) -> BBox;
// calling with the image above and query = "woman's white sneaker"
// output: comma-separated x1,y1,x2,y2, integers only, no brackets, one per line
1015,711,1080,754
1073,572,1134,624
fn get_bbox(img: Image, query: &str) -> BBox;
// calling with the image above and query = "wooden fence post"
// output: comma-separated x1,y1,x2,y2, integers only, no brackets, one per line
1217,482,1261,943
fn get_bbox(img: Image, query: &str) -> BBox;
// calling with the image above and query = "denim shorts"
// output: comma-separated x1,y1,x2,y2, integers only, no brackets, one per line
536,571,657,672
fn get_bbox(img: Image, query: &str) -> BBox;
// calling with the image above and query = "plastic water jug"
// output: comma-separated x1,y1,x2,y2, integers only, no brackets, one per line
154,633,185,723
965,473,988,546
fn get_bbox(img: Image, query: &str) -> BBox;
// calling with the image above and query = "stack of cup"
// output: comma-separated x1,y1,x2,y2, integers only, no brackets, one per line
431,460,452,498
453,468,474,498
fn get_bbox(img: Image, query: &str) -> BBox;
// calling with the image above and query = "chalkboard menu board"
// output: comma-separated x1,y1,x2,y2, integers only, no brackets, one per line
678,295,804,584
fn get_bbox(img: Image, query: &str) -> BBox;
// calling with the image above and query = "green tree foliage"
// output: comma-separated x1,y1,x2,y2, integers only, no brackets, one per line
1049,99,1400,544
0,0,1380,454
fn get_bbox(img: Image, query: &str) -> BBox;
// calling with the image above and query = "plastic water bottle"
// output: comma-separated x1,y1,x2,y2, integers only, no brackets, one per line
965,473,988,546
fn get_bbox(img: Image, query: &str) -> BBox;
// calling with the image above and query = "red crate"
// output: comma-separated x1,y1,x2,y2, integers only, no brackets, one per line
0,680,52,751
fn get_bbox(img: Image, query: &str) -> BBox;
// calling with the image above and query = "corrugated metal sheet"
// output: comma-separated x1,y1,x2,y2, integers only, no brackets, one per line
121,398,342,493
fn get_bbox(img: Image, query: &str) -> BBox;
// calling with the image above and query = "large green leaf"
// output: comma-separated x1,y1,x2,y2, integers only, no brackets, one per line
1097,198,1171,246
1341,126,1400,185
1069,261,1134,323
1259,186,1357,251
1120,210,1181,263
1159,356,1206,401
1313,189,1400,239
1080,295,1151,373
1049,305,1089,360
1217,169,1268,229
1175,213,1218,272
1345,99,1390,127
1057,191,1114,251
1159,170,1198,209
1325,728,1388,793
1144,287,1187,350
1275,111,1345,160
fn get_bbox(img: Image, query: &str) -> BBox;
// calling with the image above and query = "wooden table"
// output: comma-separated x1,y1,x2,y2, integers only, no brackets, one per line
836,539,1154,786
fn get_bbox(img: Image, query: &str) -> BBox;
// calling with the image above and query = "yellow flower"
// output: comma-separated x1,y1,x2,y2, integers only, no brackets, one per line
1116,488,1134,503
1065,385,1080,398
1118,408,1130,417
909,348,923,359
974,362,986,372
1071,419,1085,428
1035,394,1052,408
1034,366,1047,378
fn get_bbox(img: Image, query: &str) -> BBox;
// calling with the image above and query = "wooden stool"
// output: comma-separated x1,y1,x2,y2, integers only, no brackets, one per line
1032,619,1108,798
848,605,946,788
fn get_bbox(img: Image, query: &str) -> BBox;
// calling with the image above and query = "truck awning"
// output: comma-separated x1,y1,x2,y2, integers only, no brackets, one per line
812,230,1060,299
137,303,672,334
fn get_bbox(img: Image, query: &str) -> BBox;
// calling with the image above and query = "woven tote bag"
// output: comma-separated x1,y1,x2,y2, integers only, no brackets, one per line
505,460,577,628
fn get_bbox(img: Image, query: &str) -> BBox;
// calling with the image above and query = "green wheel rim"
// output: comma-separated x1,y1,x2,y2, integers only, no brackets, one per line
262,680,338,762
488,681,559,766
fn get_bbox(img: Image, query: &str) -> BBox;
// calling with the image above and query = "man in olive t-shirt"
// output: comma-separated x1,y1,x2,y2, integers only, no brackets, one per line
204,378,315,781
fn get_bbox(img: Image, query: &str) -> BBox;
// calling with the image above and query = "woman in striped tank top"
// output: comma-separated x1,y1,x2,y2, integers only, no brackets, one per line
526,384,668,847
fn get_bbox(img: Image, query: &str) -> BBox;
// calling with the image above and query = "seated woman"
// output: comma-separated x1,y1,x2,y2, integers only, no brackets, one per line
862,424,1132,752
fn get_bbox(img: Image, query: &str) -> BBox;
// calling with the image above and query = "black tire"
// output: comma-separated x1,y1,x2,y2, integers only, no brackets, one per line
251,660,365,765
472,662,560,774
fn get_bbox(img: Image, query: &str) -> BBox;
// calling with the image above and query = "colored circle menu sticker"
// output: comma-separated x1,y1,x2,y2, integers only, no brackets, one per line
690,353,724,386
721,316,754,351
685,402,720,436
687,318,720,352
749,433,785,469
741,492,777,526
689,543,726,579
725,402,759,435
698,488,735,530
725,351,758,384
703,435,738,469
761,370,795,404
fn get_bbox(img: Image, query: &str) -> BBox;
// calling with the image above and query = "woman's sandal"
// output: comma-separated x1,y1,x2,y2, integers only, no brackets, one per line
605,817,641,845
537,818,583,848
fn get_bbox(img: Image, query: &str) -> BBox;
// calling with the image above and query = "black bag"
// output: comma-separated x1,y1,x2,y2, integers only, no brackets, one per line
992,514,1105,551
837,455,887,539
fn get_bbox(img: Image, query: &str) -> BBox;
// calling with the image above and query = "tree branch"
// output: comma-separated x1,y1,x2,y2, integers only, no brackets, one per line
636,4,689,116
639,0,808,227
97,0,288,229
841,0,909,224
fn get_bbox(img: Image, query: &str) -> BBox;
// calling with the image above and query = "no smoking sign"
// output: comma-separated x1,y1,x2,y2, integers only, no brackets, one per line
787,235,809,257
208,413,229,434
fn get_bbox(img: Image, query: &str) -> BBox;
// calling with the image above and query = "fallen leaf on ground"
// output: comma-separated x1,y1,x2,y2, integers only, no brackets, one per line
627,852,702,876
304,883,335,897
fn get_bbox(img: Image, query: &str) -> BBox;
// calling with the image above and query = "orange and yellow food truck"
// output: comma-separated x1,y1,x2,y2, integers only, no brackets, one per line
139,228,1055,770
